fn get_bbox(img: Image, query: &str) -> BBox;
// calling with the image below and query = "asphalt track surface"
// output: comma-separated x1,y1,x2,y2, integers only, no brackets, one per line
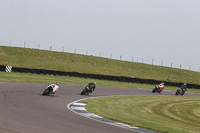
1,83,200,133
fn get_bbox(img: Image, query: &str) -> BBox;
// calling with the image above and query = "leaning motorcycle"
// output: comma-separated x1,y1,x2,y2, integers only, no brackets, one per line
42,85,56,96
175,88,186,96
152,86,162,93
80,86,92,95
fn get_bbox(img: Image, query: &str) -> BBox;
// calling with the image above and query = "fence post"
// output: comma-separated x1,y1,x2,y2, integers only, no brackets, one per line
152,59,154,65
171,62,173,68
110,54,112,59
38,44,40,50
161,61,163,66
120,55,122,60
132,57,134,62
99,52,101,57
24,42,26,48
86,50,88,55
50,46,52,51
180,64,182,69
63,47,64,52
142,58,144,63
74,48,76,53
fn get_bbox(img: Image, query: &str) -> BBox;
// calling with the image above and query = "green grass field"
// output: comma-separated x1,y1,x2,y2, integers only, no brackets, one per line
83,96,200,133
1,46,200,85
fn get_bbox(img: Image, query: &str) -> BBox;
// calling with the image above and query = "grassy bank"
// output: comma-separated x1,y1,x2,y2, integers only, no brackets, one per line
83,96,200,133
1,46,200,84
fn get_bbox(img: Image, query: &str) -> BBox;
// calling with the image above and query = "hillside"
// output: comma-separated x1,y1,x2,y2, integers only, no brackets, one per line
0,46,200,84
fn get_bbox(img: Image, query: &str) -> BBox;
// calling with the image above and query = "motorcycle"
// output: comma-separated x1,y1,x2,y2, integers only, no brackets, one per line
175,88,186,96
42,85,56,96
80,86,92,95
152,86,163,93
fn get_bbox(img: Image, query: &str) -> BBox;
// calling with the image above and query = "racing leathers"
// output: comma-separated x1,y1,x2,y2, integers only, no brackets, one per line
156,82,164,91
180,84,187,92
47,83,59,94
87,82,96,93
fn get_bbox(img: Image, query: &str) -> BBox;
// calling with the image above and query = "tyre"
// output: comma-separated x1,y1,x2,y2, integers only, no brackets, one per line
42,89,48,96
81,89,86,95
175,91,178,95
152,88,157,93
81,87,90,95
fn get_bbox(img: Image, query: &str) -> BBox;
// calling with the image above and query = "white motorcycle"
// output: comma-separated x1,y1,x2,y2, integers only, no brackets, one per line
42,83,59,96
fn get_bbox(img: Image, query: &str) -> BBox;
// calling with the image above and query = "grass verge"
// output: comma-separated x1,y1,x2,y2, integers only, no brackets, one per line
83,96,200,133
0,71,200,93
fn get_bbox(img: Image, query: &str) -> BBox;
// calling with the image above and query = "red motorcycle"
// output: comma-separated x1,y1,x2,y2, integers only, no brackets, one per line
152,82,164,93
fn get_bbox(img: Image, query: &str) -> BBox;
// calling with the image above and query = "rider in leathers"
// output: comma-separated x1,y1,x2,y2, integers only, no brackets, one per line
47,82,59,95
87,82,96,93
156,82,164,92
180,83,187,93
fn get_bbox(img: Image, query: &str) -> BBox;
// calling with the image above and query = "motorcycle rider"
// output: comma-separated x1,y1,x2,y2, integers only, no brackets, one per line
180,83,187,93
47,82,59,95
156,82,164,91
87,82,96,93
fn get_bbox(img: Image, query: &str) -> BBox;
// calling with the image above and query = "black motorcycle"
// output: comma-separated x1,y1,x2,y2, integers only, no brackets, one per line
80,86,92,95
42,86,55,96
152,86,162,93
175,88,186,96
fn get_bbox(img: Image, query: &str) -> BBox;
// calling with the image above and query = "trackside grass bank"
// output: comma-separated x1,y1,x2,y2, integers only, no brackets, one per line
1,71,200,93
83,96,200,133
1,46,200,85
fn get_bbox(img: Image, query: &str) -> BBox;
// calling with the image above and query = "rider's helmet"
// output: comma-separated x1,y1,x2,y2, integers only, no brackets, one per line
93,81,96,84
184,83,187,86
161,82,164,85
55,82,59,86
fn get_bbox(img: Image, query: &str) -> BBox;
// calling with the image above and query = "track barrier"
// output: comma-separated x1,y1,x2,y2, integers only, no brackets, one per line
0,65,199,89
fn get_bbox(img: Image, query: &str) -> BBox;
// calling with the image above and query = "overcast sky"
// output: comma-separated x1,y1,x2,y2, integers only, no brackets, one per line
0,0,200,71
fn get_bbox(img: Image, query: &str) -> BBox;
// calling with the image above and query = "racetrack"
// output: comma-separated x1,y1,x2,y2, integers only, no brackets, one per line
0,83,200,133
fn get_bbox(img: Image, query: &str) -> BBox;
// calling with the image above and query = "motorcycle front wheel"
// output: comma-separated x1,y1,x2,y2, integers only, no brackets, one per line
42,89,48,96
81,89,88,95
152,88,157,93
